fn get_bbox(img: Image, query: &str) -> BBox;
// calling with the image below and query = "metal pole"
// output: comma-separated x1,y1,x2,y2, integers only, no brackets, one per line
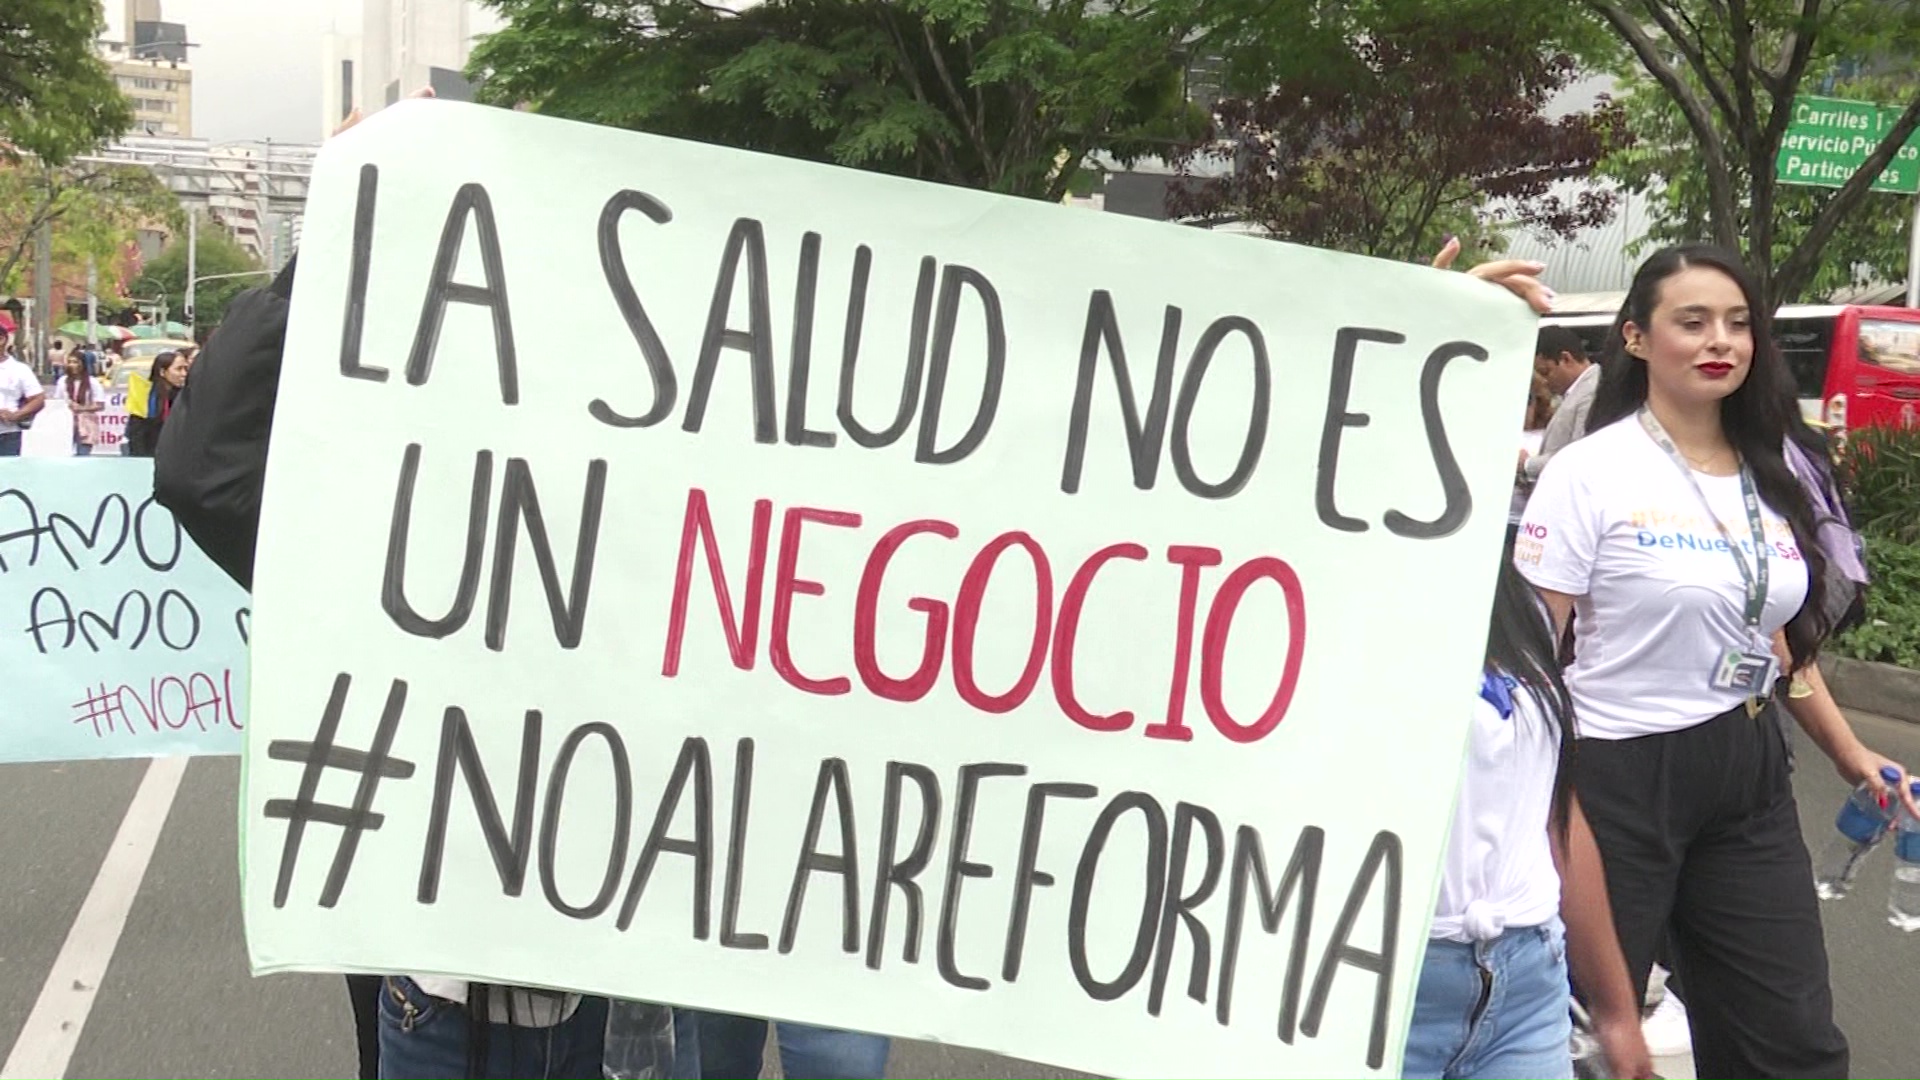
33,222,52,373
86,258,98,343
185,207,197,329
1908,193,1920,309
260,139,274,271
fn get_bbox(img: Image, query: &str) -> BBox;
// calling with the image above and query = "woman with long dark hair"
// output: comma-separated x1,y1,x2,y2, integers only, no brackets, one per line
1516,244,1910,1077
127,350,187,458
1403,561,1651,1080
56,352,106,456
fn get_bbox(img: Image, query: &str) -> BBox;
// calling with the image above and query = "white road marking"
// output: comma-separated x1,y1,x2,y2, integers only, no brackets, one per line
1,756,189,1080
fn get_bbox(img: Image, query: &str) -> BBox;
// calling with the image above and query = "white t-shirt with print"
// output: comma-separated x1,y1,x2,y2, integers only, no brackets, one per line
0,356,42,434
1515,416,1809,740
1431,682,1561,942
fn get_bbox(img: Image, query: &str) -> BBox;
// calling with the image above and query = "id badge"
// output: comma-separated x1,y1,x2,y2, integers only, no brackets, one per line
1711,646,1779,694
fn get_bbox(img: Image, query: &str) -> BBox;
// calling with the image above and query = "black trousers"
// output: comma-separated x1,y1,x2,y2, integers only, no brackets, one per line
1573,703,1849,1079
348,974,383,1080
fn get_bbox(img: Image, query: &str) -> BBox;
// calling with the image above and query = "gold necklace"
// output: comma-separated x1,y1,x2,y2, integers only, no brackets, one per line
1681,446,1736,471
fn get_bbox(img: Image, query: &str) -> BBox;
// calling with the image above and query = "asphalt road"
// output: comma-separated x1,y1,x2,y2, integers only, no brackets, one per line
1,715,1915,1079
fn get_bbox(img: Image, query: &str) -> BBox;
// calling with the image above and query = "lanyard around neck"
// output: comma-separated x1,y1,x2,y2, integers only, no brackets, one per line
1636,407,1769,631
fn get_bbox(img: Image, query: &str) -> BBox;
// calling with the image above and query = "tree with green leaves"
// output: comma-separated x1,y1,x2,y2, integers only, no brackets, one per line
1603,67,1915,301
140,225,263,329
1,0,133,165
1586,0,1920,308
469,0,1213,201
0,161,183,300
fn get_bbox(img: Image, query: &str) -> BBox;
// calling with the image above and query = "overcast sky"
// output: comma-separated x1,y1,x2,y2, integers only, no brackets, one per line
103,0,502,145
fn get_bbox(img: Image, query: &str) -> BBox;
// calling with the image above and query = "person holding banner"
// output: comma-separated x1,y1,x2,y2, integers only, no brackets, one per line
1404,561,1652,1080
151,87,639,1080
55,352,108,456
1517,244,1913,1079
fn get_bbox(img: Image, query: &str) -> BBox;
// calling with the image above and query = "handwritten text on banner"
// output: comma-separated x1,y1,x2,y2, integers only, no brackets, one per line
2,460,249,764
243,101,1536,1079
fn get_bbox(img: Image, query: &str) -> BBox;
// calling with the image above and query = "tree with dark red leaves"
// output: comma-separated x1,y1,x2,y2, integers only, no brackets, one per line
1168,19,1629,263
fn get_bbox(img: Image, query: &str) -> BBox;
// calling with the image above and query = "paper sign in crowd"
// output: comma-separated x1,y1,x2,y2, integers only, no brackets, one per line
1,460,249,764
240,101,1536,1078
20,392,133,458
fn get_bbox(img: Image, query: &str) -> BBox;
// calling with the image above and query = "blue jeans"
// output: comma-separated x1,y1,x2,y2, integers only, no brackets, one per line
0,431,19,456
1403,921,1573,1080
377,976,609,1079
673,1009,890,1079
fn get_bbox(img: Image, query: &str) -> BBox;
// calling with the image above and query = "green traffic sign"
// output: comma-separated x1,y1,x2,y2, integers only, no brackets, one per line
1776,95,1920,195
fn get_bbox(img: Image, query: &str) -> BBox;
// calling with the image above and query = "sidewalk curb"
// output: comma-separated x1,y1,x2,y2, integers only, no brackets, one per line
1822,657,1920,725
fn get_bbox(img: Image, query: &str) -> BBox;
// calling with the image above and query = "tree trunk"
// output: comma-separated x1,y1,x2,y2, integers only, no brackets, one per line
0,191,57,293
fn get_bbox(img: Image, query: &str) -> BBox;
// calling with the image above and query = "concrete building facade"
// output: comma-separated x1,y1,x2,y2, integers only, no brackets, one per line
81,135,318,273
358,0,476,110
102,0,193,137
321,31,363,132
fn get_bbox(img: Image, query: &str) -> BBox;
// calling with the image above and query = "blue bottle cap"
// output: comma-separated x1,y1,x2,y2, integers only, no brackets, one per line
1882,766,1905,785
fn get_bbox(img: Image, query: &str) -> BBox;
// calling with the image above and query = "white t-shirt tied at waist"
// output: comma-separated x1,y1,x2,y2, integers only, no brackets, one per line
1430,683,1561,942
1514,417,1809,740
408,976,580,1026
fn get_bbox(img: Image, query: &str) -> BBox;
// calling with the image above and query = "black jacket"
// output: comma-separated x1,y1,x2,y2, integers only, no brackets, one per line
153,257,296,590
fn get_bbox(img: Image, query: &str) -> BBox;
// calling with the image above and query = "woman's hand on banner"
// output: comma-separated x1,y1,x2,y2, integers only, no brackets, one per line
330,87,437,140
1430,236,1554,314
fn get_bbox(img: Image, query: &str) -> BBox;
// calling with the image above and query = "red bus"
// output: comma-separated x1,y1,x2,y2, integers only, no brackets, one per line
1543,303,1920,433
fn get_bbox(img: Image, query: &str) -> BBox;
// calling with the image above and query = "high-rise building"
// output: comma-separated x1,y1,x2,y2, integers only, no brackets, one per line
87,134,317,273
358,0,476,111
124,0,189,62
321,31,363,132
103,0,192,137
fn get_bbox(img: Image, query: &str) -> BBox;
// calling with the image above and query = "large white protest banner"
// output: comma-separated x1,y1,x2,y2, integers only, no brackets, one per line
243,100,1536,1078
1,460,249,763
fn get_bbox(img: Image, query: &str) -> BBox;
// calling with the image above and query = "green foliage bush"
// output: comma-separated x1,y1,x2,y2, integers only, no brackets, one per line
1834,534,1920,670
1833,426,1920,667
1837,424,1920,544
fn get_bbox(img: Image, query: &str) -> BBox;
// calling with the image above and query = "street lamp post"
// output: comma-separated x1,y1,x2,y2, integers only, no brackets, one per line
185,270,273,330
129,279,168,328
185,207,196,326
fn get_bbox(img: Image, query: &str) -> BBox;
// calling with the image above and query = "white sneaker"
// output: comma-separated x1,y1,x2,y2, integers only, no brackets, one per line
1642,992,1693,1058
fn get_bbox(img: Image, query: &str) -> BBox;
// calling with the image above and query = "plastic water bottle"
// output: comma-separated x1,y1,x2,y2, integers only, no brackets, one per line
603,1000,674,1080
1889,782,1920,932
1568,999,1607,1080
1813,765,1903,899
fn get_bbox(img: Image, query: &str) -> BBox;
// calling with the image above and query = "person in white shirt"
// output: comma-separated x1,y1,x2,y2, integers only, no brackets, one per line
1404,562,1651,1080
0,312,46,456
1508,373,1554,551
1518,243,1909,1078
